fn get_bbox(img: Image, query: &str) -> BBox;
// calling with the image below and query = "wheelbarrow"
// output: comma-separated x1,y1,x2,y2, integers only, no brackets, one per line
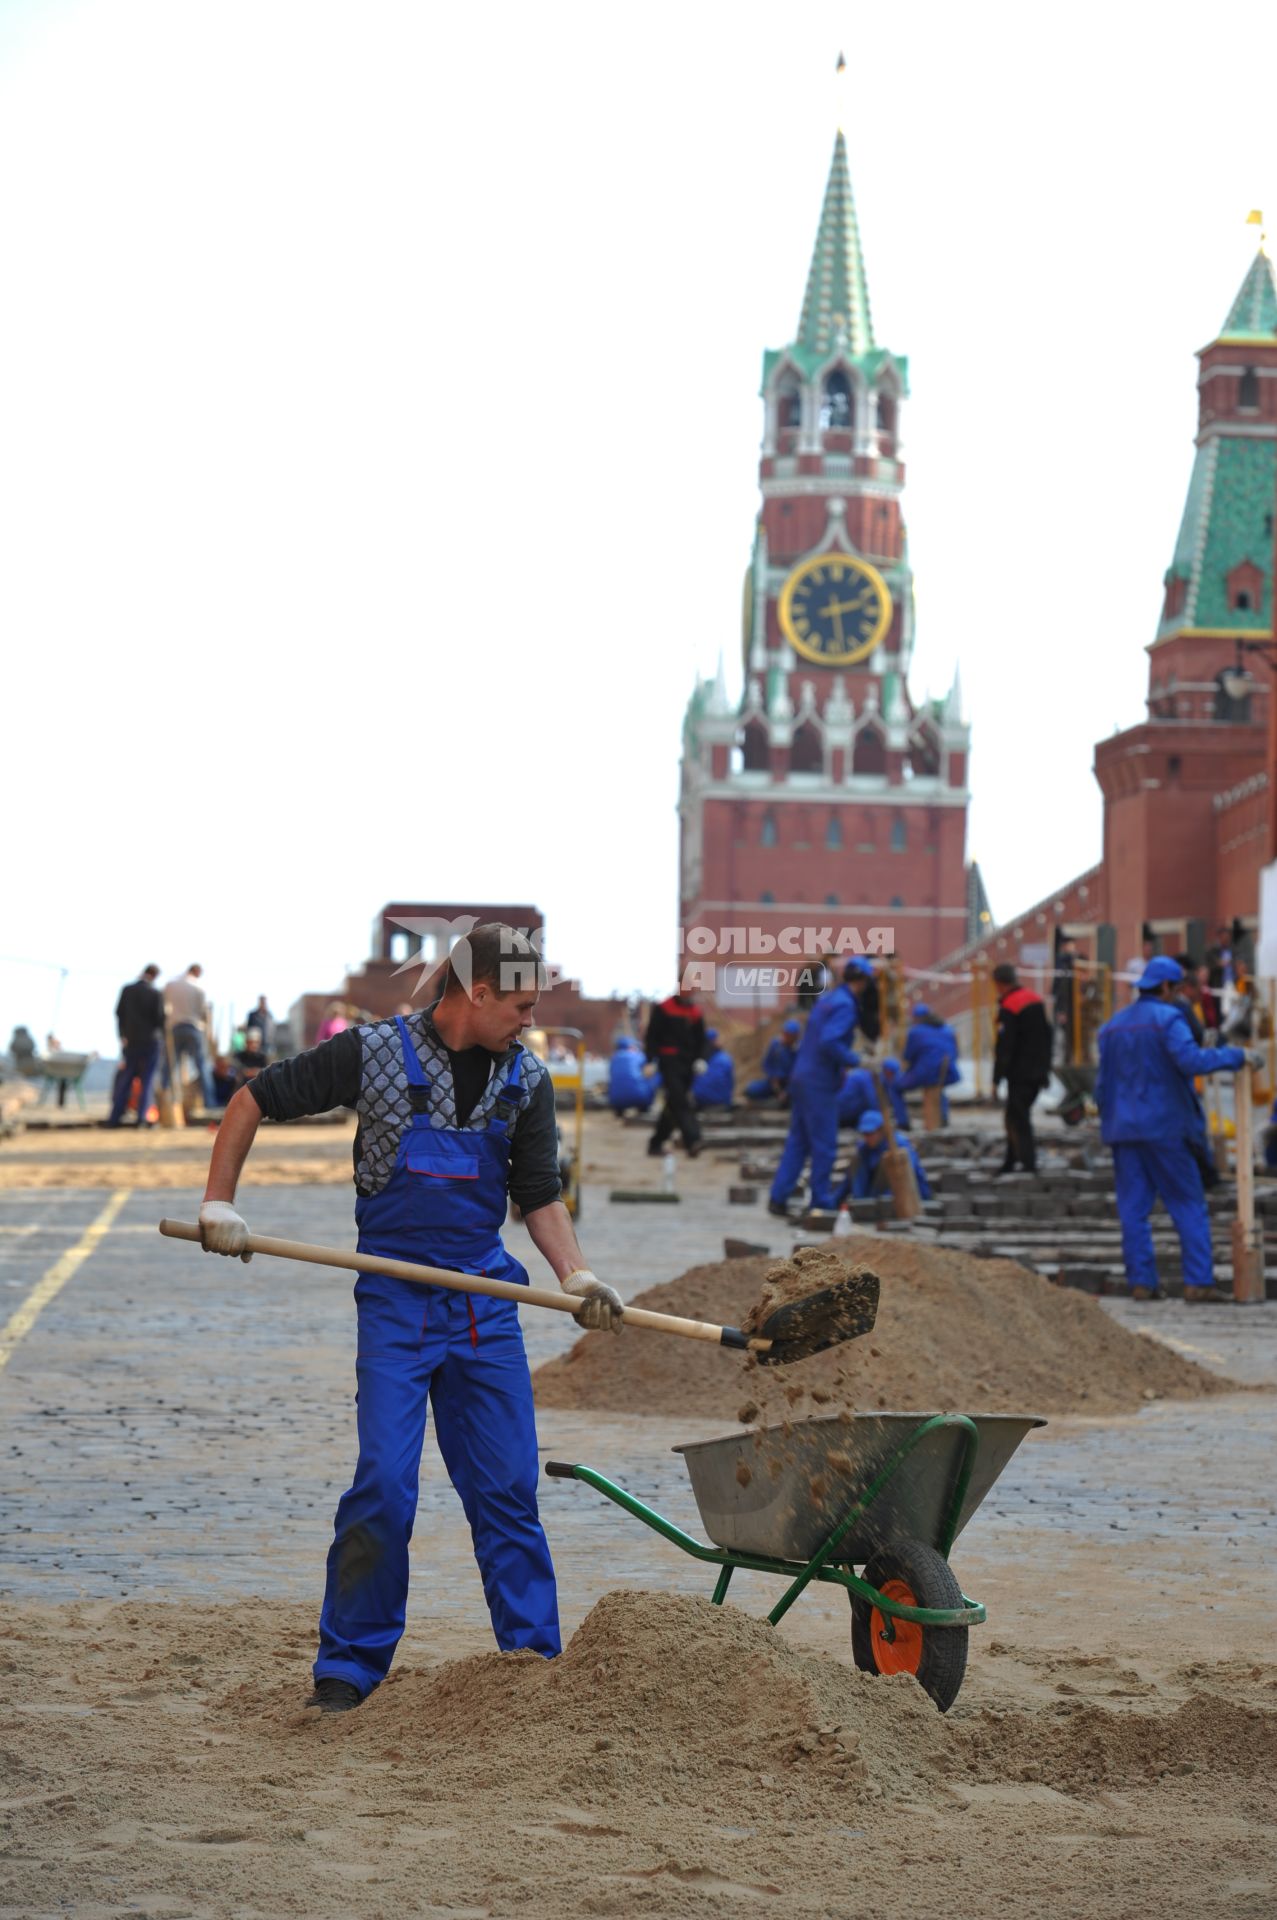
546,1409,1045,1712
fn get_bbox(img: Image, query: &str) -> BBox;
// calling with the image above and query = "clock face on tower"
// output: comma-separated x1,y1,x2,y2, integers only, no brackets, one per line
778,553,892,666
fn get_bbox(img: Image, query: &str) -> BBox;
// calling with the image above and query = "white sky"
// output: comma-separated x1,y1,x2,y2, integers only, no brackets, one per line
2,0,1275,1055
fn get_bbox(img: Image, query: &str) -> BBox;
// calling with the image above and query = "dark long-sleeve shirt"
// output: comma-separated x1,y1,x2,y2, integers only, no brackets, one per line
644,995,707,1067
116,979,165,1048
247,1013,562,1214
994,988,1053,1086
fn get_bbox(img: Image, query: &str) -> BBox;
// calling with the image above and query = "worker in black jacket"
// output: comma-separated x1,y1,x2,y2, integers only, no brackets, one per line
106,966,165,1128
992,963,1053,1173
644,989,707,1156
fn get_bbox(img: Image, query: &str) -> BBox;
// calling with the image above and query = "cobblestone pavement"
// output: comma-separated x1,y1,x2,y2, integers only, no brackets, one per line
1,1180,1274,1671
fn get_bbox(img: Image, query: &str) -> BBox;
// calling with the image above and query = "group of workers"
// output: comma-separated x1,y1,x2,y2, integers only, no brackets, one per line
608,960,959,1214
621,952,1262,1301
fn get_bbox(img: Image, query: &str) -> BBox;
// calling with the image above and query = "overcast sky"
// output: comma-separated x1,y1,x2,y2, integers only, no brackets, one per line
2,0,1274,1054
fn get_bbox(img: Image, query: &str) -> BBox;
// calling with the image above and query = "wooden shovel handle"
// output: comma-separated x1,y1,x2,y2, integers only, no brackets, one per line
157,1220,762,1351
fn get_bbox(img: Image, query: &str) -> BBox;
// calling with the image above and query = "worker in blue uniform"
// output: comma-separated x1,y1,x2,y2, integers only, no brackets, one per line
195,924,623,1713
897,1005,960,1124
695,1029,735,1108
879,1057,911,1133
836,1061,873,1128
769,963,861,1216
608,1034,654,1115
745,1018,802,1101
1096,955,1256,1301
833,1110,931,1206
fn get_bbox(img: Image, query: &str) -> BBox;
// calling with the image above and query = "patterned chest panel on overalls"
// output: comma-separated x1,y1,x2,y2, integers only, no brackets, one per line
316,1018,559,1692
354,1015,529,1301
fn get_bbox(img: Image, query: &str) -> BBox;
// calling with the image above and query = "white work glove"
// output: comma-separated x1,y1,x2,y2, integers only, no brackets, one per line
562,1269,624,1334
198,1200,252,1262
1246,1050,1267,1073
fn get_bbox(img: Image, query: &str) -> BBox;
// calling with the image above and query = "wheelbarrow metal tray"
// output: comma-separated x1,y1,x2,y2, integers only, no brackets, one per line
674,1411,1045,1564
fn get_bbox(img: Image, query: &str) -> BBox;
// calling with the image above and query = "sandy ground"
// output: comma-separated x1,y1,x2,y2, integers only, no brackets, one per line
0,1120,356,1190
1,1110,1275,1917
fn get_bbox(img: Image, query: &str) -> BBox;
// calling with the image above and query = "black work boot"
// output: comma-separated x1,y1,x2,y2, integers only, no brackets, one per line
305,1678,363,1714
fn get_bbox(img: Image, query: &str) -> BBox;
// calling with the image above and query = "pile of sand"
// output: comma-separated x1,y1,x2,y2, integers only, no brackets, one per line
239,1590,943,1806
4,1591,1274,1918
534,1239,1237,1419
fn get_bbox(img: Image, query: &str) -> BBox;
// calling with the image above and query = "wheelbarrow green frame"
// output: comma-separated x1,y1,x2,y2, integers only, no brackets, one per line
546,1411,986,1638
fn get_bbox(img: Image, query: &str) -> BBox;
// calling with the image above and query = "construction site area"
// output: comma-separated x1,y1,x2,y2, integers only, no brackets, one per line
5,10,1277,1917
0,1087,1272,1920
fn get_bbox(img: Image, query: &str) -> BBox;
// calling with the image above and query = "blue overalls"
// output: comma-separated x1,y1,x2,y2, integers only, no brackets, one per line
769,984,858,1211
315,1018,559,1697
833,1136,932,1206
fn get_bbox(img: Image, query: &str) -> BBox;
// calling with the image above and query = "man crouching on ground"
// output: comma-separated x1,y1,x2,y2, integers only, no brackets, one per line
196,924,623,1711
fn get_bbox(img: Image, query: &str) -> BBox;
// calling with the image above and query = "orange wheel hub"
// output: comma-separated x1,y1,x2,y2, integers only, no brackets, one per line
869,1578,923,1676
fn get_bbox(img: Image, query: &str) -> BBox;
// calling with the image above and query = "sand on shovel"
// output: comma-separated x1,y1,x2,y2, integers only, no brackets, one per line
533,1237,1239,1420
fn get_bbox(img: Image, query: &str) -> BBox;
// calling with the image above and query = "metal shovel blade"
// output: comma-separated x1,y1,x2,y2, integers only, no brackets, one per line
755,1270,880,1366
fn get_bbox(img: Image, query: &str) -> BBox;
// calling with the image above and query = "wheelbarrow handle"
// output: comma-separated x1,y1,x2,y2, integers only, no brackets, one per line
157,1221,765,1352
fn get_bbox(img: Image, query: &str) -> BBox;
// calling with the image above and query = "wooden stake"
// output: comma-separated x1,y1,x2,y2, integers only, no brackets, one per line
1232,1064,1266,1303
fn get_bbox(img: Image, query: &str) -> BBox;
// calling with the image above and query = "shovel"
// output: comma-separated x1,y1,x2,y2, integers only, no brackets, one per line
157,1220,878,1365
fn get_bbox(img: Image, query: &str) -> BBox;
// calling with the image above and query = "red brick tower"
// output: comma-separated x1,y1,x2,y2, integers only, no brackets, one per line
1094,245,1277,965
677,127,971,1005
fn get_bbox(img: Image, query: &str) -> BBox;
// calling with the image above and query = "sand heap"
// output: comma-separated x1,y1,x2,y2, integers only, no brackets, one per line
5,1592,1276,1918
534,1238,1236,1420
224,1592,1277,1814
279,1590,947,1806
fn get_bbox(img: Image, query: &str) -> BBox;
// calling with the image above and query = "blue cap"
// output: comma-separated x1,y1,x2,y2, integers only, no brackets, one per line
846,1050,860,1069
843,957,874,979
1137,956,1184,991
782,1018,800,1035
911,1002,931,1019
612,1034,632,1049
706,1028,718,1042
881,1058,900,1079
858,1109,885,1134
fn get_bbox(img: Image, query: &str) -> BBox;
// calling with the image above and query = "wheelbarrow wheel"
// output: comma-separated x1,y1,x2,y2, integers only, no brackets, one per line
850,1539,968,1713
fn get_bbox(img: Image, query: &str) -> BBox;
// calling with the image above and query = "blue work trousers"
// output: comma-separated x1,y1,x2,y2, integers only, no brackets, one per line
107,1037,161,1125
770,1083,839,1210
1111,1141,1214,1293
170,1022,215,1107
315,1279,560,1696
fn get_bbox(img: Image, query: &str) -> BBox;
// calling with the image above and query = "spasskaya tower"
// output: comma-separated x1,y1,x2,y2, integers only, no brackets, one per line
677,121,972,1004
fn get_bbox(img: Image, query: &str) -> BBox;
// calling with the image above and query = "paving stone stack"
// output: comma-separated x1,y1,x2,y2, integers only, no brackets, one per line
731,1122,1277,1300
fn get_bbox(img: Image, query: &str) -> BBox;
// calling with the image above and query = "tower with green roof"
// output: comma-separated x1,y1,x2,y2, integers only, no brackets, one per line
1094,244,1275,964
678,121,972,992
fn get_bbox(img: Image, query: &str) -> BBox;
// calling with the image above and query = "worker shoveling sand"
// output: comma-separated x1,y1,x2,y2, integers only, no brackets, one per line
535,1238,1239,1421
3,1588,1273,1919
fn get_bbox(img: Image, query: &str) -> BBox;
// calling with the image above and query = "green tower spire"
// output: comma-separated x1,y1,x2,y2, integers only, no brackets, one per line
1220,248,1277,340
797,130,874,358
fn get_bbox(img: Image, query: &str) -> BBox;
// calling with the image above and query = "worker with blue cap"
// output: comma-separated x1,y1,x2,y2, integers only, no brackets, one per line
769,962,863,1216
1097,955,1258,1300
833,1110,931,1207
607,1034,655,1116
897,1003,961,1124
745,1017,802,1102
694,1029,735,1108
